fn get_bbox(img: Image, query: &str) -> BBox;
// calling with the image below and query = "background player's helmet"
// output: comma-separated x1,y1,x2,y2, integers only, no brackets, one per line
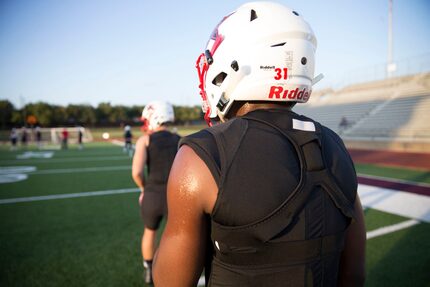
124,125,131,131
141,101,175,131
196,1,319,125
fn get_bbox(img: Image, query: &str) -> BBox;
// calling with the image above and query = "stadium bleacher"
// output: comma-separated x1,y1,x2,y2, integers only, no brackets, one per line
294,72,430,152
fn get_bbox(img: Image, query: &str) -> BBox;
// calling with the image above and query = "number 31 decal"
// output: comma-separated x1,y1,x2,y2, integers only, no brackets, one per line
274,68,288,80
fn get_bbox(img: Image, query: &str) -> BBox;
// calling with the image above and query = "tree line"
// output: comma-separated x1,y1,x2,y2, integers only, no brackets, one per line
0,100,204,129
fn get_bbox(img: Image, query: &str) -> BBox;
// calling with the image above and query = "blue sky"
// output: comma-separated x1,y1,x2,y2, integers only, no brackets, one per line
1,0,429,108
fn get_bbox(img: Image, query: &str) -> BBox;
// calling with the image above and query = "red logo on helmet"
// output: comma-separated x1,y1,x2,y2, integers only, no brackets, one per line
268,86,311,101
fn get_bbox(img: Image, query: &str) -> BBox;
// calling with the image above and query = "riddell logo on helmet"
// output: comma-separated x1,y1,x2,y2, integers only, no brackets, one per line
260,65,275,70
268,86,310,101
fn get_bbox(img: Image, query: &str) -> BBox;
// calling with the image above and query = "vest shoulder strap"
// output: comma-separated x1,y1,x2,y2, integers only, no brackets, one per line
206,118,249,186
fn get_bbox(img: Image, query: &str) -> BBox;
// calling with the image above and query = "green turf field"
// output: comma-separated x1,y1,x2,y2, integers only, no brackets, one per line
88,124,207,141
0,141,429,286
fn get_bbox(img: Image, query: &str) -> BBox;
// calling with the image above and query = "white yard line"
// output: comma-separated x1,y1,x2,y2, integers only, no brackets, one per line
367,219,420,239
198,276,205,286
0,155,129,164
31,165,131,175
358,183,430,223
0,188,139,204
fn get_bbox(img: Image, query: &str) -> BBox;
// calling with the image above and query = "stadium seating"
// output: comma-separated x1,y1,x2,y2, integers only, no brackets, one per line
294,73,430,143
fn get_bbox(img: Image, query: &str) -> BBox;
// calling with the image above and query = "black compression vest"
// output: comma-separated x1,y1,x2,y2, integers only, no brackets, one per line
146,130,180,189
124,130,132,142
180,109,357,287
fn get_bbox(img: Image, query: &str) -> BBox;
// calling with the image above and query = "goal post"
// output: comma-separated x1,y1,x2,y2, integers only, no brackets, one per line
49,127,93,144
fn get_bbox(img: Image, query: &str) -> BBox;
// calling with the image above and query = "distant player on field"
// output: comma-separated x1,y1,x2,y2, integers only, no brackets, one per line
35,126,42,149
78,126,84,150
123,125,133,156
61,128,69,150
153,2,366,286
10,127,18,151
20,126,28,149
131,101,180,285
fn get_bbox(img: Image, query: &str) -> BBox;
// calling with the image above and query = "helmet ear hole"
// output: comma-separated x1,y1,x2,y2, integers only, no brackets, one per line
212,72,227,86
301,57,307,65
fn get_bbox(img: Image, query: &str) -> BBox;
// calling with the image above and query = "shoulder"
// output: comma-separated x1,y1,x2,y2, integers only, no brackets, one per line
179,128,218,169
320,125,348,150
294,111,344,143
169,145,217,214
180,128,213,145
168,130,181,141
136,134,150,148
182,118,245,144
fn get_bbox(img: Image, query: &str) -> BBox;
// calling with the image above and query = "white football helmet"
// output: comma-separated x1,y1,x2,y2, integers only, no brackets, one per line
141,101,175,131
196,1,320,125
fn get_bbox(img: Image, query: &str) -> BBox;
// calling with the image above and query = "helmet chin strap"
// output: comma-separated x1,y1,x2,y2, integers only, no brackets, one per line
216,112,226,124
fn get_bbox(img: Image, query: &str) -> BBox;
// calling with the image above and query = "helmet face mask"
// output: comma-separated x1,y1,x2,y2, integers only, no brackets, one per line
141,101,175,132
196,14,232,126
196,53,212,125
196,1,319,126
140,118,149,133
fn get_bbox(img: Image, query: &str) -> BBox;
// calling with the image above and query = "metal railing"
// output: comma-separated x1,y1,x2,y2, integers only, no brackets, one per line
330,53,430,89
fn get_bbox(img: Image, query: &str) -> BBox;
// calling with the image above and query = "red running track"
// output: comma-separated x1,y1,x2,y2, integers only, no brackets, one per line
349,148,430,170
349,148,430,197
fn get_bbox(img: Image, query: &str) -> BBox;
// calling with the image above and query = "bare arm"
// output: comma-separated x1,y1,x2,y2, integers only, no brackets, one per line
153,145,217,287
132,135,149,204
338,196,366,287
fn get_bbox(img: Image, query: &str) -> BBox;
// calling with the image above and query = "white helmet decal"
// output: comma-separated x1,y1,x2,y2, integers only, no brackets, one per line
141,101,175,132
196,1,319,126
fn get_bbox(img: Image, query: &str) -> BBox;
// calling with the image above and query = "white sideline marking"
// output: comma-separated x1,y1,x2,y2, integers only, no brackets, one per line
0,188,139,204
0,166,35,184
367,219,420,239
31,165,131,175
0,166,36,174
17,151,54,159
0,174,28,184
0,155,130,164
358,184,430,223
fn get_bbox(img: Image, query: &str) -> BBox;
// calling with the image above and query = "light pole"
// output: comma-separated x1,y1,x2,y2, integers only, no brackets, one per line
387,0,396,78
